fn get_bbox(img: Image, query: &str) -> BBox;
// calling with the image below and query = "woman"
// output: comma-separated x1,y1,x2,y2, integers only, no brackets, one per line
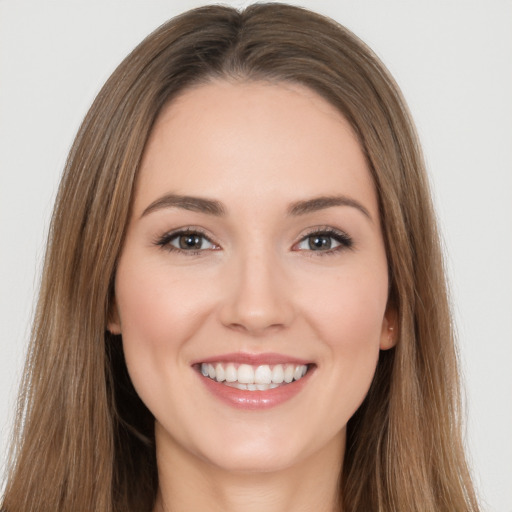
1,4,480,511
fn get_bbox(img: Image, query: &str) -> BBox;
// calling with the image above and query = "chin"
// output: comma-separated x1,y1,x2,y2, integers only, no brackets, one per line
188,421,343,475
201,442,308,474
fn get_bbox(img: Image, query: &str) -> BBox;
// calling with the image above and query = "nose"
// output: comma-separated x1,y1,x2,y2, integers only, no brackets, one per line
218,251,295,335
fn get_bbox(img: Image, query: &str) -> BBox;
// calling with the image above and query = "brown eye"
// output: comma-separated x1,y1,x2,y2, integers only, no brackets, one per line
178,233,204,250
295,229,353,253
307,234,334,250
157,231,217,252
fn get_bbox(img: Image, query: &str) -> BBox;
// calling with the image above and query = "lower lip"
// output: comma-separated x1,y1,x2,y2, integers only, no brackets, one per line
198,369,313,410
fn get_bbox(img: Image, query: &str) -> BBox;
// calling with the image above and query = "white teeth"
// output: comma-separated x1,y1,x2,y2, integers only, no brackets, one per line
254,365,272,384
225,382,248,390
284,364,295,383
225,363,237,382
271,365,284,384
215,363,225,382
200,362,309,390
237,364,254,384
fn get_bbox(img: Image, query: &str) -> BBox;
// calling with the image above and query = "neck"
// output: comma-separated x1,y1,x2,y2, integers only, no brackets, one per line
153,429,344,512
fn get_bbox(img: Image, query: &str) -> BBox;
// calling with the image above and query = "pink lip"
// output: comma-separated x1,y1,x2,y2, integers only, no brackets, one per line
193,352,311,366
194,352,315,410
199,375,312,410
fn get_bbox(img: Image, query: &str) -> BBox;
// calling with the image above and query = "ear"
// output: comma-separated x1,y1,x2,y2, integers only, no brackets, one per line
107,298,122,335
380,306,397,350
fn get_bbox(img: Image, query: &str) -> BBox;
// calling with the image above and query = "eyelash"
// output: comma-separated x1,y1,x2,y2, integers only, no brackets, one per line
154,227,217,256
294,227,353,256
154,226,353,256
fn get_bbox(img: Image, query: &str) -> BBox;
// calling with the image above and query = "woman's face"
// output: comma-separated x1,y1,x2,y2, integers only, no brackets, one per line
110,80,394,474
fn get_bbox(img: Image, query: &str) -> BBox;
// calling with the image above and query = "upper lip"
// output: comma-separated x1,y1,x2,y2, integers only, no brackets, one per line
192,352,313,366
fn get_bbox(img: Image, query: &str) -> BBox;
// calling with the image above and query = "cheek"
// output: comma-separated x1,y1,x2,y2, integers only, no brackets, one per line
115,256,216,343
303,264,388,344
113,256,218,402
299,267,388,408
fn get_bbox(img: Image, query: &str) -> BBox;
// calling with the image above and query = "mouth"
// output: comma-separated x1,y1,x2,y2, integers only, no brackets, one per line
192,353,315,409
197,362,311,391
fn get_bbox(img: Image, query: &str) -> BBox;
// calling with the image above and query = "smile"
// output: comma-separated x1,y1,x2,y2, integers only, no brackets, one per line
194,353,315,409
200,362,309,391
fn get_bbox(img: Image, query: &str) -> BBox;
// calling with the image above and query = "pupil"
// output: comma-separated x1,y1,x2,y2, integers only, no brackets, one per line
179,234,202,250
309,235,331,250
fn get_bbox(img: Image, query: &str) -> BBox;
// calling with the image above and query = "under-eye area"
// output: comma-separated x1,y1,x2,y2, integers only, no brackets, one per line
153,226,353,256
196,362,316,391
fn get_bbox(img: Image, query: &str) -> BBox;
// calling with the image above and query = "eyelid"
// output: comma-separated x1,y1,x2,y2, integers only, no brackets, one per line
293,226,353,253
154,227,220,254
153,225,352,255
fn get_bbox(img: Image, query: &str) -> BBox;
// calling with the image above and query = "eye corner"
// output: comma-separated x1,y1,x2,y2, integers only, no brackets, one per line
153,227,220,254
293,227,353,255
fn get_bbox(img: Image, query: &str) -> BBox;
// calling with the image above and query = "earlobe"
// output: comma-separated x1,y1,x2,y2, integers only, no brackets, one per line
380,308,397,350
107,300,122,335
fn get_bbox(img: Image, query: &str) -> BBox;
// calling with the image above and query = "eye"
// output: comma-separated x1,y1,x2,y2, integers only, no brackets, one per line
156,229,218,253
294,229,352,253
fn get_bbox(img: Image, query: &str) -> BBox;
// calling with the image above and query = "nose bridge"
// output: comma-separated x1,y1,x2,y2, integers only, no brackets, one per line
219,240,294,334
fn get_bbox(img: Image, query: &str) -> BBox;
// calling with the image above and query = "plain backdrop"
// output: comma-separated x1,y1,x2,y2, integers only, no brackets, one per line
0,0,511,510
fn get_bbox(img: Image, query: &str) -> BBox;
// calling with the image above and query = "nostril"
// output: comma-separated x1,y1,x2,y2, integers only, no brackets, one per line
224,320,287,335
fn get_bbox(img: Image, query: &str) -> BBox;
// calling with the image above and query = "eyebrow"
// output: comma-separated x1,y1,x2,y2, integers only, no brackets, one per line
287,195,372,221
140,193,371,221
141,194,226,218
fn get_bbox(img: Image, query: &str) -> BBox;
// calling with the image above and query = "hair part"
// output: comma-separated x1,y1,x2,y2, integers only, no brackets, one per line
2,4,479,511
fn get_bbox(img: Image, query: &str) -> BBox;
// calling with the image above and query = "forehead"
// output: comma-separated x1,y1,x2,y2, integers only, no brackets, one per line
135,80,377,217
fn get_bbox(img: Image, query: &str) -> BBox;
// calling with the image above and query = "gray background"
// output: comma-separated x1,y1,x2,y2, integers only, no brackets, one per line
1,1,511,510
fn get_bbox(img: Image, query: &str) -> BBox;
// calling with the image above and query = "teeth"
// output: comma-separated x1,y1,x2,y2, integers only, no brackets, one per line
224,382,283,391
284,364,295,383
254,365,272,384
200,362,309,390
225,363,237,382
271,365,284,384
238,364,254,384
215,363,225,382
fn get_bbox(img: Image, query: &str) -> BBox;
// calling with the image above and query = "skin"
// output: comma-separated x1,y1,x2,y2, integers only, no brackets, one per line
109,80,396,512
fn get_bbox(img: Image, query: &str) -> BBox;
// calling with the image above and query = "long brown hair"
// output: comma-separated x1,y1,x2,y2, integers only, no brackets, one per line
2,4,480,511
